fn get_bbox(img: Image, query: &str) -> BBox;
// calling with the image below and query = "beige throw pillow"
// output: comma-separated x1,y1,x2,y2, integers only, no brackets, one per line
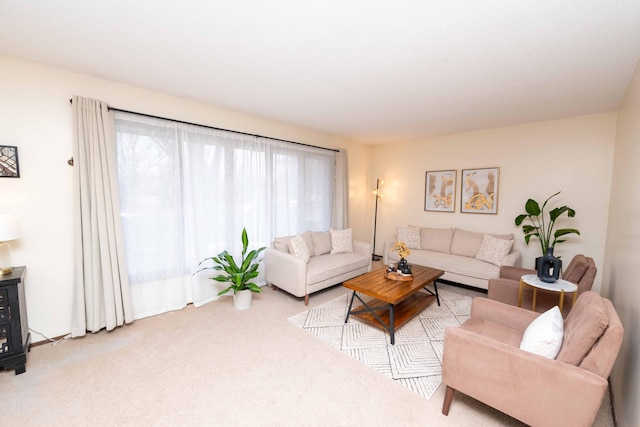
330,228,353,254
475,234,514,266
397,226,421,249
311,231,332,256
288,234,311,262
420,227,453,254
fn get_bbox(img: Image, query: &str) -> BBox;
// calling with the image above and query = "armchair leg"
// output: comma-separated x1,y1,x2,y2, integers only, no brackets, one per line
442,385,456,415
304,294,309,306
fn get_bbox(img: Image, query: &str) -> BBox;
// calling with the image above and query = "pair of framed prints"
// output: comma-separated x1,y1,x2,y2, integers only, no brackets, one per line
424,167,499,214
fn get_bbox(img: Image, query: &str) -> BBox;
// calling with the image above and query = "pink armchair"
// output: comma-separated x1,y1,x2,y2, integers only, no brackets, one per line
487,254,596,316
442,292,623,427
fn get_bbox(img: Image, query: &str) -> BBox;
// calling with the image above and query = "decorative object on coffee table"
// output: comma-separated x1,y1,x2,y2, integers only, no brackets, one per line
195,228,266,310
391,240,412,274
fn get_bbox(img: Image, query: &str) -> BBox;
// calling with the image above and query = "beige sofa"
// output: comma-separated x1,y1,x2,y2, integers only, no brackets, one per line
265,230,371,305
383,227,520,290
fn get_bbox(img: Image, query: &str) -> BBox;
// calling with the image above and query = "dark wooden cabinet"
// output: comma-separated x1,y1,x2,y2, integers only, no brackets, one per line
0,266,30,375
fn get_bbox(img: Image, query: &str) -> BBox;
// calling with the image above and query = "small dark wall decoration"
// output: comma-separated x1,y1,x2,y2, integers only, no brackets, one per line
0,145,20,178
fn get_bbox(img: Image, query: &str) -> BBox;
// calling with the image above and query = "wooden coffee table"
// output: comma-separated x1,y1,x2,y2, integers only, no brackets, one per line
343,265,444,345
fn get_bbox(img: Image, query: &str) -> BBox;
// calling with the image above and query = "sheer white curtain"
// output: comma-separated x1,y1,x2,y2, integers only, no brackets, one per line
114,112,337,319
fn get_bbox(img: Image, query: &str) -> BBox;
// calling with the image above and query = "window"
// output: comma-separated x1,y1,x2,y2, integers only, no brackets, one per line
114,112,336,318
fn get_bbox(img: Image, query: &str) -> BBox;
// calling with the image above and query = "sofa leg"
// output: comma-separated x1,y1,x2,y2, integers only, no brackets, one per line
304,294,309,306
442,385,456,415
270,284,277,290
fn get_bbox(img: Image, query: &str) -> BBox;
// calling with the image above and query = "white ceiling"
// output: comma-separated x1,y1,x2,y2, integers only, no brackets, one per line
1,1,640,144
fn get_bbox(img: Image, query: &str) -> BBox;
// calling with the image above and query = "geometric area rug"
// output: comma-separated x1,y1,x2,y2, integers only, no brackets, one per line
288,288,472,400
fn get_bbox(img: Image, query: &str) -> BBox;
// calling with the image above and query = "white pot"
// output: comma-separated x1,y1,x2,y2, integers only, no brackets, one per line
233,289,253,310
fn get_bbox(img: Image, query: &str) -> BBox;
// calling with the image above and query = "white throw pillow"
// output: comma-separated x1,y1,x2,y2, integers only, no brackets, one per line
520,306,564,359
330,228,353,254
475,234,514,266
288,234,311,263
397,226,421,249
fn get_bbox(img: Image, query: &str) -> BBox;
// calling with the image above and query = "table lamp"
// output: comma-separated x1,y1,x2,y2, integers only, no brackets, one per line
0,214,21,275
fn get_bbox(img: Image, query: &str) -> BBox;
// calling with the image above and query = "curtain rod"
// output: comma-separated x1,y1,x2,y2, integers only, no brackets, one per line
69,98,339,153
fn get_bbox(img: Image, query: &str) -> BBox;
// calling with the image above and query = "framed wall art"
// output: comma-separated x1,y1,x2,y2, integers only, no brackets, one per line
425,170,456,212
0,145,20,178
461,167,499,214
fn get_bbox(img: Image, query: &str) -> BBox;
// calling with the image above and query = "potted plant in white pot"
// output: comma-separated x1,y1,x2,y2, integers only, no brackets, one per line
196,228,266,309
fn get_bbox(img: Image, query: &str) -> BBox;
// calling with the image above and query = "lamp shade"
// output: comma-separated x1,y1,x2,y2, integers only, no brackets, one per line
0,214,21,242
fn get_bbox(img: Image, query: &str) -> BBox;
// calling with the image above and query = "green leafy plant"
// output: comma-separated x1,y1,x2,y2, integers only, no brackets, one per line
514,191,580,255
196,228,266,296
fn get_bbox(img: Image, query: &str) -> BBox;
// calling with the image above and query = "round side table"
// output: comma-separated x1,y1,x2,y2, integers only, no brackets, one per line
519,274,578,313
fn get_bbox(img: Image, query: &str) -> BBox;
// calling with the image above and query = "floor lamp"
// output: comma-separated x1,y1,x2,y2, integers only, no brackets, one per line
372,178,384,261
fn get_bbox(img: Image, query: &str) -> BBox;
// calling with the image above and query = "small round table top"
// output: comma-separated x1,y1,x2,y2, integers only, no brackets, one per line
521,274,578,293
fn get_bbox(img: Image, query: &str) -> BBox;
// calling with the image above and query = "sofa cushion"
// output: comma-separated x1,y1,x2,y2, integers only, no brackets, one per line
330,228,353,254
420,227,453,254
562,254,589,284
556,291,609,366
450,228,484,257
520,306,564,359
311,231,332,256
307,252,370,284
301,231,315,257
397,226,421,249
273,235,292,253
475,234,514,267
389,250,500,280
288,234,310,263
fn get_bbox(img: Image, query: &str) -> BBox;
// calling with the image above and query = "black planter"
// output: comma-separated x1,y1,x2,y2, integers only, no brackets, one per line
397,258,408,271
537,247,562,283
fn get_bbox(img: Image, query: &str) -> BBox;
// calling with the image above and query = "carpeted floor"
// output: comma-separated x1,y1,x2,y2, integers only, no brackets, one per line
288,288,472,400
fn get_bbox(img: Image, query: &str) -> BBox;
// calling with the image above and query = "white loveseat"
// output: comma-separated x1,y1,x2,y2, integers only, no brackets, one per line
265,229,371,305
383,226,521,290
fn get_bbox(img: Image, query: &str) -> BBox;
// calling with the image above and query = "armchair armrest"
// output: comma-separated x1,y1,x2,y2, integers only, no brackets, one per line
443,326,608,427
265,248,308,298
500,265,536,281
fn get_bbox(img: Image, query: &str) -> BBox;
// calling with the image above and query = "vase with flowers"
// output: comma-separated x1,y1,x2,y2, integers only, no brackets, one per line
391,241,412,274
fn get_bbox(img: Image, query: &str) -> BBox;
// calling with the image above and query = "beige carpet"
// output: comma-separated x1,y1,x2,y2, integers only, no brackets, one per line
288,289,472,400
2,281,614,426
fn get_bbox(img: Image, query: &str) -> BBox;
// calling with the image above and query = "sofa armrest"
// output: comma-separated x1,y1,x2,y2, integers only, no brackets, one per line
382,237,396,265
352,240,371,258
443,326,608,427
265,248,308,297
500,264,536,280
470,297,539,332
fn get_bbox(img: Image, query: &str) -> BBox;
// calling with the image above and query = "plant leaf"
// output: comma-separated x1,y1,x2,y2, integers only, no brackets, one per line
514,214,528,226
525,199,541,216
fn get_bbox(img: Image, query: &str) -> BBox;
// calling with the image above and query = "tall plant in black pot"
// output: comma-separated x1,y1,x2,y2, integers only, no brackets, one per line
514,192,580,280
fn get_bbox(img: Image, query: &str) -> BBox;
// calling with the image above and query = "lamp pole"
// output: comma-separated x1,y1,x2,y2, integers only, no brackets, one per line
372,178,383,261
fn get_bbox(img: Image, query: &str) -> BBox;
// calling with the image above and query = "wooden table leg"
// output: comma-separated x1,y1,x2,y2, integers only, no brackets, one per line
532,287,537,311
559,290,565,313
572,291,577,307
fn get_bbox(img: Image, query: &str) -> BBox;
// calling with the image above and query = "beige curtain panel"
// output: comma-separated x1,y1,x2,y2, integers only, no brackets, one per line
71,95,134,337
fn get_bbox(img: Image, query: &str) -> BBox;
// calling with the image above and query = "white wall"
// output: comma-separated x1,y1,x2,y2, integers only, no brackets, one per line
0,55,372,340
603,59,640,427
371,113,617,291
